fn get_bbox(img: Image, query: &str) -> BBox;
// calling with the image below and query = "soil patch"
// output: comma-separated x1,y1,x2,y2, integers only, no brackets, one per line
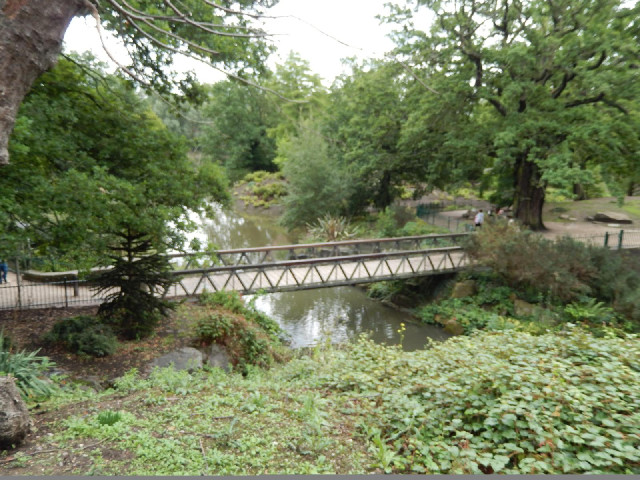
0,304,195,385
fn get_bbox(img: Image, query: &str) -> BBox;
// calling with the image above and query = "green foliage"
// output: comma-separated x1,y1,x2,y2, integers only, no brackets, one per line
366,281,405,302
3,55,229,269
326,61,420,211
280,119,353,228
321,330,640,474
44,315,118,357
389,0,640,228
251,182,287,201
199,82,278,181
200,291,245,314
93,230,176,340
0,329,13,351
198,291,286,371
195,313,234,344
417,298,503,334
375,205,420,237
0,330,55,400
466,222,640,329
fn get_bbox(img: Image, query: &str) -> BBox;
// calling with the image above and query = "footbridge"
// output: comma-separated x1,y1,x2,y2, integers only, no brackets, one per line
0,234,469,310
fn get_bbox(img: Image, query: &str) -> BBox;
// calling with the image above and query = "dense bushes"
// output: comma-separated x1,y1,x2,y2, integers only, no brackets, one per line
44,315,118,357
465,222,640,329
320,330,640,474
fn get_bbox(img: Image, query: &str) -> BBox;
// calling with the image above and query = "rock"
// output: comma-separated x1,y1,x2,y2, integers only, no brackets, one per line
593,212,632,224
450,280,477,299
148,347,203,373
513,299,539,317
442,318,464,336
0,376,32,449
76,376,104,392
204,344,232,372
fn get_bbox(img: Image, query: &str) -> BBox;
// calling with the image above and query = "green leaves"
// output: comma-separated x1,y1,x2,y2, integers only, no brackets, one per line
387,0,640,227
319,329,640,473
3,55,228,268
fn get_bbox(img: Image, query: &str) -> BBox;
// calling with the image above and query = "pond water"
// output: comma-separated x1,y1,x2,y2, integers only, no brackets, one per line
191,204,451,351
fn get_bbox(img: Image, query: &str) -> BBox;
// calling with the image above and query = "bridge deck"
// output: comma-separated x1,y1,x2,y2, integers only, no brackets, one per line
0,245,467,310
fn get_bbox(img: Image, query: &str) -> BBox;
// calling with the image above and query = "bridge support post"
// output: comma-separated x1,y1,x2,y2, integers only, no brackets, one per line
604,232,609,248
618,230,624,250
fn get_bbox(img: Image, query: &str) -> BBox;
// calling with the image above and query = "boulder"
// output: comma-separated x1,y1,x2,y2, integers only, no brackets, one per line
147,347,203,373
450,280,477,299
442,318,464,336
0,376,32,449
593,212,632,224
204,344,232,372
513,299,539,317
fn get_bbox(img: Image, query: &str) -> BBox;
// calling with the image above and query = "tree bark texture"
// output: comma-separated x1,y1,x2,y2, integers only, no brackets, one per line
0,0,86,165
513,156,546,230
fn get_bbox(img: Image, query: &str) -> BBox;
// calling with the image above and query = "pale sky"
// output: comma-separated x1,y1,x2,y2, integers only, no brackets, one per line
63,0,403,86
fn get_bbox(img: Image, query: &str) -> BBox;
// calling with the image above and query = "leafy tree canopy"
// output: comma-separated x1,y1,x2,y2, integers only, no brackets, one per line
1,54,228,269
198,80,279,181
386,0,640,228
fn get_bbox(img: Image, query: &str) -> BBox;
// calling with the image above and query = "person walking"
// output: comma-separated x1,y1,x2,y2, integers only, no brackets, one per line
474,209,485,228
0,259,8,284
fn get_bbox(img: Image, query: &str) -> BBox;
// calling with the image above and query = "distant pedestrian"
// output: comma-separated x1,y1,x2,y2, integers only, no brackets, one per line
0,259,8,284
474,209,485,228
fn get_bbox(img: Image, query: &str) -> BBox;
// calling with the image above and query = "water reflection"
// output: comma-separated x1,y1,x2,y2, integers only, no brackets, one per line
200,204,294,250
247,287,451,351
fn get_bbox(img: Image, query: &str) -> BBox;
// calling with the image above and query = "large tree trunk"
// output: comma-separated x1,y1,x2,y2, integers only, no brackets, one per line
0,0,86,165
513,156,546,230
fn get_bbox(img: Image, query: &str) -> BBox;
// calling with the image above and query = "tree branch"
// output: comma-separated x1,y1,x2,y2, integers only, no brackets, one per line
565,92,605,108
587,50,607,70
551,71,576,99
488,98,508,116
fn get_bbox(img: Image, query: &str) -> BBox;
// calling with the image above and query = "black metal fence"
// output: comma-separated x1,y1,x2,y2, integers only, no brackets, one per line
0,278,101,311
417,206,640,249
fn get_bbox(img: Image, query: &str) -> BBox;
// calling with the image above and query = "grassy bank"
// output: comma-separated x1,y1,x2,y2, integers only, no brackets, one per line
2,325,639,475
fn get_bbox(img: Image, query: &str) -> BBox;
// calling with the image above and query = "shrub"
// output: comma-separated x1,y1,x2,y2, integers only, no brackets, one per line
97,410,123,426
306,214,358,242
44,315,118,357
466,222,640,329
195,313,234,344
251,182,287,201
375,205,417,237
197,291,287,372
321,330,640,474
0,330,55,400
200,291,245,314
0,329,13,351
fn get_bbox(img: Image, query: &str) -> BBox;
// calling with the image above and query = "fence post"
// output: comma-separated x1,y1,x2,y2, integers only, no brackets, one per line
618,230,624,250
15,258,22,309
604,232,609,248
64,278,69,308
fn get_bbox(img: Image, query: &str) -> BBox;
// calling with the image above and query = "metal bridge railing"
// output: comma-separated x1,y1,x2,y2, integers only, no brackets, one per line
169,247,468,296
0,244,468,310
168,233,469,268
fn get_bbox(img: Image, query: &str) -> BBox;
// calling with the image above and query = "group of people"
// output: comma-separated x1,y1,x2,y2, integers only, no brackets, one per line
0,259,8,284
473,206,514,229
